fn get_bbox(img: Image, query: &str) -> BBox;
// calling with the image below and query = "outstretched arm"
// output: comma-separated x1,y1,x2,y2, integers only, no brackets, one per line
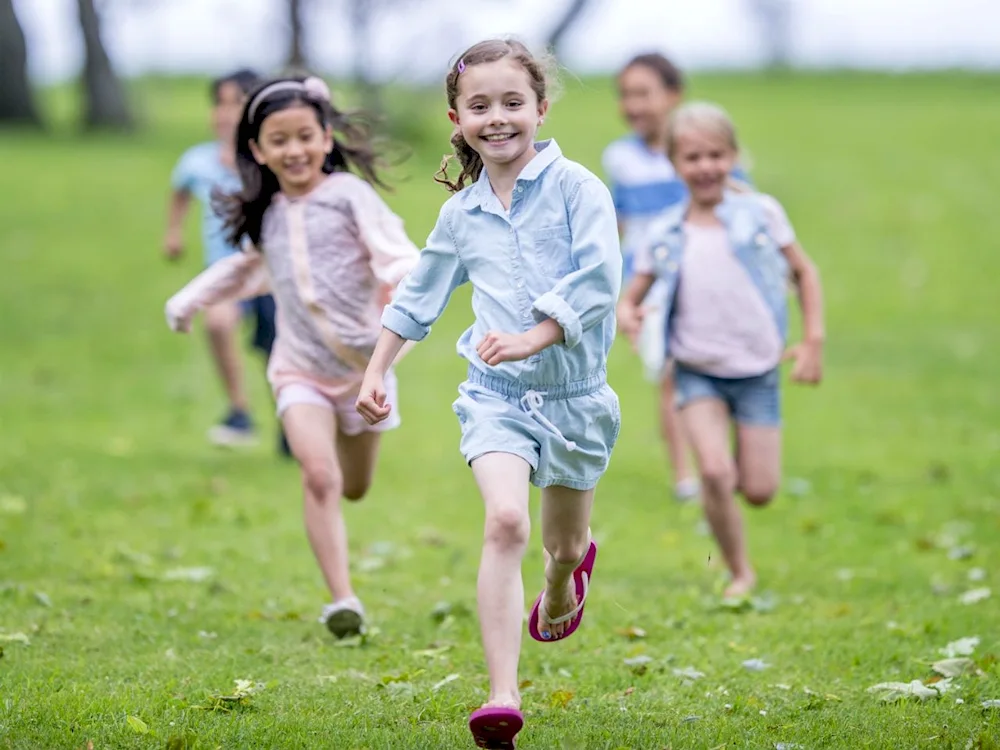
165,250,267,333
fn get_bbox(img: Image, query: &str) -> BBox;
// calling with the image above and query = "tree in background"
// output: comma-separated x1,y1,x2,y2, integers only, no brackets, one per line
546,0,597,60
0,0,42,126
77,0,134,130
747,0,793,69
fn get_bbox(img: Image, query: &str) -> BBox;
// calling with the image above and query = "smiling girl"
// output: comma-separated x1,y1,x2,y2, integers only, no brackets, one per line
617,102,825,601
164,76,420,639
356,38,622,749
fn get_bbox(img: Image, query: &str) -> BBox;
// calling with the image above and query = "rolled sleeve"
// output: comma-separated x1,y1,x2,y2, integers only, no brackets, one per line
381,202,468,342
531,179,622,349
532,291,583,348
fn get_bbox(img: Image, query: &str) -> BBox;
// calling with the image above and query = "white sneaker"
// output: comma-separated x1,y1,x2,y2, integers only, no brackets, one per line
674,478,700,504
319,596,365,639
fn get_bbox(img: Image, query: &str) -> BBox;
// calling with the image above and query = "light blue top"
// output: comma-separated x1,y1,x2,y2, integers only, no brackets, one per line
171,142,243,267
382,140,622,391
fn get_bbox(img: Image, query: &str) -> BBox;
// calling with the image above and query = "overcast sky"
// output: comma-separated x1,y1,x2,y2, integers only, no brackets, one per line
15,0,1000,83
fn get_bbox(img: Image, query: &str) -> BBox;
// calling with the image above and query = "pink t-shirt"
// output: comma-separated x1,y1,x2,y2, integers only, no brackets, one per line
166,172,420,398
635,194,795,378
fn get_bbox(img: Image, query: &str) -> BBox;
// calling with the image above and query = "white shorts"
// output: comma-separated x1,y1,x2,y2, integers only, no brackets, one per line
276,370,402,436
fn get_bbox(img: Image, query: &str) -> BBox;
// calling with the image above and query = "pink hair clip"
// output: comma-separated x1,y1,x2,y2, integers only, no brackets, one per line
303,76,331,103
457,59,466,74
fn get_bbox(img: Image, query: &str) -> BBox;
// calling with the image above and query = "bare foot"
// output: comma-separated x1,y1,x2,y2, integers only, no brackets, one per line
482,693,520,711
723,572,757,600
538,551,580,640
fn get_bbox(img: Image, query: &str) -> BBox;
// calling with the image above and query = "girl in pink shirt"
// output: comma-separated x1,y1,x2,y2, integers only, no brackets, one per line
165,76,420,638
618,103,825,601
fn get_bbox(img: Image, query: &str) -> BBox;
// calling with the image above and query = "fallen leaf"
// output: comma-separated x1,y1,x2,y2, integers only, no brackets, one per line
940,637,980,658
518,679,533,690
867,679,951,702
126,715,149,734
548,689,574,709
785,478,811,497
411,645,452,660
417,527,448,547
673,666,706,681
432,673,460,692
0,496,26,515
932,658,978,677
431,601,470,623
751,593,778,613
623,687,635,696
959,588,991,605
616,626,647,640
355,556,385,573
624,655,652,676
163,567,214,582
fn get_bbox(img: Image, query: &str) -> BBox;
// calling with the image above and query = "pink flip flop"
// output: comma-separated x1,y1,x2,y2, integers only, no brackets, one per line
469,706,523,749
528,538,597,643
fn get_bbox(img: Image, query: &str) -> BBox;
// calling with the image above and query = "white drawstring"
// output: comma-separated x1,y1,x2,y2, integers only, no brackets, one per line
520,390,577,452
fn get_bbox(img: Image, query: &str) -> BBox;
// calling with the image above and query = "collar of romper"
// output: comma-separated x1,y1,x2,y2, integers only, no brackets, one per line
461,138,562,211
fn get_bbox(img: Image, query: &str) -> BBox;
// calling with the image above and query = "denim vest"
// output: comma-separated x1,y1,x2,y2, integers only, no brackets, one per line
644,192,789,360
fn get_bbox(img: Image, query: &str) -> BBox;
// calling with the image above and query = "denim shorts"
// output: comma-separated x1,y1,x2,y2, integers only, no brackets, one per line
452,366,621,491
674,363,781,426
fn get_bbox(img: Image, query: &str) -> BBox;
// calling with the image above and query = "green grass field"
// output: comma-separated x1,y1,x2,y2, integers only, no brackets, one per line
1,72,999,749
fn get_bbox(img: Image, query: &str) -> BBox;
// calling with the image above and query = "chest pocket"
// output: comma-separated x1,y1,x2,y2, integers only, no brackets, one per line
533,226,575,278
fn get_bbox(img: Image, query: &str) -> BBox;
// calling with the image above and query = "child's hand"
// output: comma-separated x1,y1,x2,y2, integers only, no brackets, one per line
477,330,538,366
356,374,392,425
165,301,192,333
616,302,645,349
163,230,184,261
785,340,823,384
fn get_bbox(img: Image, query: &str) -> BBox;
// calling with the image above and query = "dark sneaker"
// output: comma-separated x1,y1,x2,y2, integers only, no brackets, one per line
207,409,257,448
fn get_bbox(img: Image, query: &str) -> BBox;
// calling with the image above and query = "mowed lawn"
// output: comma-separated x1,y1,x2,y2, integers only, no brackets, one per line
1,73,998,749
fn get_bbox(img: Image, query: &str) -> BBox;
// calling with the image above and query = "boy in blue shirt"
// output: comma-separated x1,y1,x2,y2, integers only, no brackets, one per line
163,69,288,455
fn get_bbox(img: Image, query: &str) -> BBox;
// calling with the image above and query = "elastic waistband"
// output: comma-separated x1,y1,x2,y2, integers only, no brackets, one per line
467,365,606,400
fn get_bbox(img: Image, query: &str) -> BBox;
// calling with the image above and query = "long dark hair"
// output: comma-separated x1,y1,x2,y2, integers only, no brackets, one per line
214,76,390,248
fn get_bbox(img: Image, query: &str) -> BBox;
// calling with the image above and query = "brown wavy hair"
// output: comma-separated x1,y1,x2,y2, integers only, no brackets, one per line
434,38,553,193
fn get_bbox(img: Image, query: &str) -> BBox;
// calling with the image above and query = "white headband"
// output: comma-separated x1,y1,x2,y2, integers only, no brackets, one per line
248,76,331,123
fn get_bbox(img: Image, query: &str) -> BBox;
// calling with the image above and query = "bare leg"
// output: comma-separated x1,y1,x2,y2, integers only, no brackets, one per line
682,399,756,598
659,369,697,498
537,484,594,639
337,430,381,501
471,452,532,710
281,404,353,602
203,301,248,412
736,424,782,507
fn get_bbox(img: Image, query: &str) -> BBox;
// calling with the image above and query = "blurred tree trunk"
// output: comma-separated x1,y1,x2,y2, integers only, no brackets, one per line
348,0,380,111
286,0,308,72
77,0,134,130
747,0,792,69
546,0,595,59
0,0,42,126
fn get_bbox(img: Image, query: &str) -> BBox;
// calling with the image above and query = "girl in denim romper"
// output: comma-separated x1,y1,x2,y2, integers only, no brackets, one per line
618,102,825,602
357,39,622,749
